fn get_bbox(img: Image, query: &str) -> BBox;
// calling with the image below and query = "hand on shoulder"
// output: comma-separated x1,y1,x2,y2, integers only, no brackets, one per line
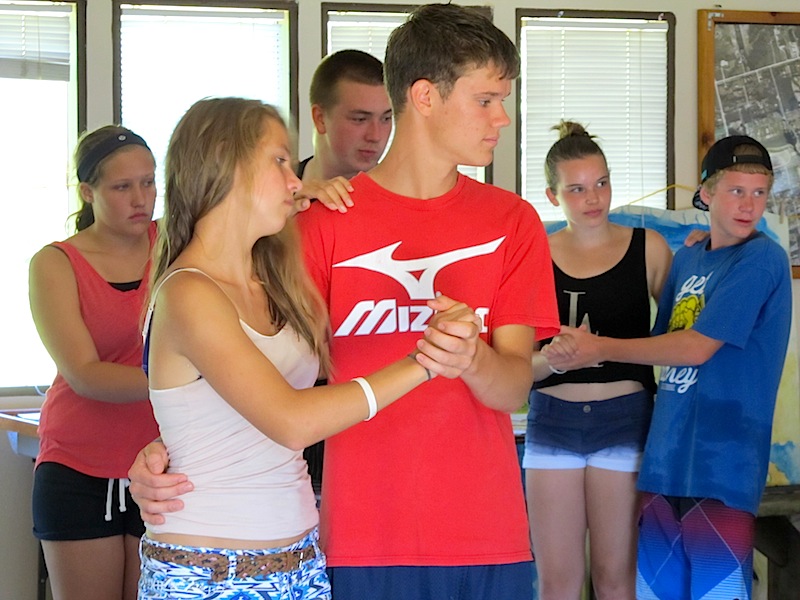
294,176,355,214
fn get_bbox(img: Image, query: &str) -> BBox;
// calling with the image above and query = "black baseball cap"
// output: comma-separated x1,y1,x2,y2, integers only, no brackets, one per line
692,135,773,211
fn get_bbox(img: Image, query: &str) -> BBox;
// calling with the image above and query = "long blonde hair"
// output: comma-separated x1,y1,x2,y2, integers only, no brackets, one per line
153,97,330,369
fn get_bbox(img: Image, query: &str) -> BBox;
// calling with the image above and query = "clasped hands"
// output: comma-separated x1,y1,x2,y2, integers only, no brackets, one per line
541,325,604,373
413,294,483,380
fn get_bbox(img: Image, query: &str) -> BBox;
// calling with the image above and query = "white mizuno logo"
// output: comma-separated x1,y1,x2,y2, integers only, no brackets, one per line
332,237,506,300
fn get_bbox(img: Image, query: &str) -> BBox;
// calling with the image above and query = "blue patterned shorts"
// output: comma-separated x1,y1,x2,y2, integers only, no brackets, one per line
138,529,330,600
636,494,755,600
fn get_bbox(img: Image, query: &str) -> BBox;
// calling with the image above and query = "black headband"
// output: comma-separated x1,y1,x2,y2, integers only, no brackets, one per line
77,130,151,183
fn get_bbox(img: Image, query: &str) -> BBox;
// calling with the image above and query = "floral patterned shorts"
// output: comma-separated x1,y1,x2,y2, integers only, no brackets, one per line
138,529,330,600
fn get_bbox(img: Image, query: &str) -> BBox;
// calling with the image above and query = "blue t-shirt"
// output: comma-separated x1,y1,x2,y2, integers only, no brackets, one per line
638,232,792,514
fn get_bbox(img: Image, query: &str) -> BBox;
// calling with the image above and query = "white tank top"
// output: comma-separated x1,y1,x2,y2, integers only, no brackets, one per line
145,268,320,540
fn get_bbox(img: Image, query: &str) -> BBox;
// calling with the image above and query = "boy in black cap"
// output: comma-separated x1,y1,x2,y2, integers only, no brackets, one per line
544,134,792,600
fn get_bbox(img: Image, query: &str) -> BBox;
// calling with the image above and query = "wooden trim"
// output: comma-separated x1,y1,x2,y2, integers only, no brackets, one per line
698,10,800,276
0,410,40,438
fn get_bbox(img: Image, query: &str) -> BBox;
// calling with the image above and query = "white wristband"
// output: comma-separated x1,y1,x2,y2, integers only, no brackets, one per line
548,364,567,375
352,377,378,421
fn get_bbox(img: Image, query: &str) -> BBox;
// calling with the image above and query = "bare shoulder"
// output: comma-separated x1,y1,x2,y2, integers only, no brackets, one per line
644,228,672,261
156,269,237,327
148,269,244,385
29,244,75,286
30,244,68,269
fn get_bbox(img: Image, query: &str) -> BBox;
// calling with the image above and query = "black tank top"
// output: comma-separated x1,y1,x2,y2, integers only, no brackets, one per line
534,227,656,393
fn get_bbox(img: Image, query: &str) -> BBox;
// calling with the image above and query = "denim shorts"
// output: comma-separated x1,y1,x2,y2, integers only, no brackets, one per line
524,389,653,458
138,528,330,599
523,440,643,471
32,461,145,541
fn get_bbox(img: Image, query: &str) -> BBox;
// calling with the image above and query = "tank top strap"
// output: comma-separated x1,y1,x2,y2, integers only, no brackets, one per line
625,227,647,278
631,227,645,252
618,227,646,268
141,267,222,375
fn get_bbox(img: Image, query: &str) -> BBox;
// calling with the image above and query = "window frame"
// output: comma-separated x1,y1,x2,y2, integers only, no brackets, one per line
75,0,87,134
321,2,494,54
0,0,86,132
0,0,86,396
111,0,299,127
515,8,676,212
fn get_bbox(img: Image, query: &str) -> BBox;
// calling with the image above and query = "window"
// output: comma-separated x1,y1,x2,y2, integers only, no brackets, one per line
115,1,297,214
518,11,674,221
0,0,82,392
323,3,490,183
325,7,404,58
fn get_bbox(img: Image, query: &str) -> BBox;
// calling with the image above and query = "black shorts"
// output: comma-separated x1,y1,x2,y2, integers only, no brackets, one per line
32,461,145,541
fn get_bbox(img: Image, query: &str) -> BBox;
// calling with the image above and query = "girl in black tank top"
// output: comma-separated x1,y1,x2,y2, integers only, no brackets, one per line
523,121,673,600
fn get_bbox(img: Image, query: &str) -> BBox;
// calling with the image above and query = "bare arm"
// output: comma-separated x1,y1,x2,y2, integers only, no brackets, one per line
28,246,148,403
544,325,723,371
532,343,562,384
131,289,480,524
645,228,673,302
463,325,534,412
152,273,435,451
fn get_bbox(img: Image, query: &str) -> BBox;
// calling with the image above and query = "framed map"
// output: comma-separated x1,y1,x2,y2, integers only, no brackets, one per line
698,10,800,274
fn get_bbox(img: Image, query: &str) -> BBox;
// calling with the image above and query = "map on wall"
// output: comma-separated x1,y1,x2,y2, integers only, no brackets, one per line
547,205,800,487
713,22,800,264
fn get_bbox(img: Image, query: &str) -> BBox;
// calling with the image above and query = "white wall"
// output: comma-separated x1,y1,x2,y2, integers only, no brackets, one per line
4,1,800,598
0,397,44,600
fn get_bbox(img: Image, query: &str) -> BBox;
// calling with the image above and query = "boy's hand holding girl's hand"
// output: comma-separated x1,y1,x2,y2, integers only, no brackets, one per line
542,325,603,372
413,294,482,379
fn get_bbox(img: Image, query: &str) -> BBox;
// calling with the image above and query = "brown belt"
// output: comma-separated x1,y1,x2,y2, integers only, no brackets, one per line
142,540,316,582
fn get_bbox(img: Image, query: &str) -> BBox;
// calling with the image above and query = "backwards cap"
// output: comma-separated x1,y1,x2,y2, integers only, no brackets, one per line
692,135,772,211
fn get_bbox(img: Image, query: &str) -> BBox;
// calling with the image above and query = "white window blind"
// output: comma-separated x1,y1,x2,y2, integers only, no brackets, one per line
0,1,71,79
119,4,292,215
1,1,78,390
520,16,669,222
327,11,402,60
326,8,485,183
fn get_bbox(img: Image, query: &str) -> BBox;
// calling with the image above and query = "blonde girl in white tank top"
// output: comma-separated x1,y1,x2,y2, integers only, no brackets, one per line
133,98,483,600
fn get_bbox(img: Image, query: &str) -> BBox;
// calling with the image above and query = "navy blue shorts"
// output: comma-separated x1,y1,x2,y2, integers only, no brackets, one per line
525,389,653,455
32,461,145,541
328,562,535,600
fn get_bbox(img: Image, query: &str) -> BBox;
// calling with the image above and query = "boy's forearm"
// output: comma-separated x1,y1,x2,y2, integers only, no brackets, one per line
601,329,722,367
462,328,534,412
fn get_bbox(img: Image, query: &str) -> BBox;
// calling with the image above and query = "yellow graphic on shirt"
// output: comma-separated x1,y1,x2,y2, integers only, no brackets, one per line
667,294,704,333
